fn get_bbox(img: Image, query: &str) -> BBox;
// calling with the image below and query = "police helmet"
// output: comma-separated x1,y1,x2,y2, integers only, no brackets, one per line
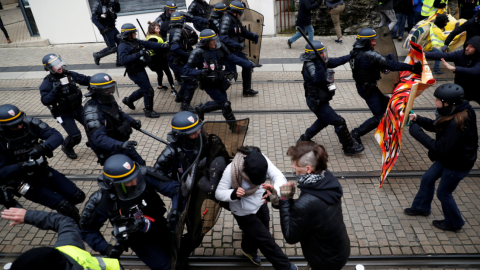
228,1,245,15
170,12,186,27
474,5,480,24
171,111,203,136
0,104,25,128
198,29,222,49
88,73,118,104
304,40,328,62
42,54,67,74
434,83,465,106
353,28,377,49
164,1,178,17
212,3,227,17
100,154,146,201
118,23,138,39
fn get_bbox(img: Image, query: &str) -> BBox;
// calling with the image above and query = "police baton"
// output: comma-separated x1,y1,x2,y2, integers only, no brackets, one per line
138,129,169,145
136,18,147,38
296,26,323,62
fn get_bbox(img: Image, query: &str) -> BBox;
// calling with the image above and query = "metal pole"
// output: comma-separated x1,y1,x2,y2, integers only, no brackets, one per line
138,129,169,145
136,18,147,38
296,26,323,61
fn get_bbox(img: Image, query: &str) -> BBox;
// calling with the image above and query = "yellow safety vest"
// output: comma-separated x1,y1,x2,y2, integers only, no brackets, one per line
429,24,445,47
146,34,165,44
56,245,121,270
421,0,447,17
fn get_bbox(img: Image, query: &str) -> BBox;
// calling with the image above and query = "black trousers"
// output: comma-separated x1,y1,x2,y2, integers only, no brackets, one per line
153,57,174,87
0,16,9,39
234,204,291,270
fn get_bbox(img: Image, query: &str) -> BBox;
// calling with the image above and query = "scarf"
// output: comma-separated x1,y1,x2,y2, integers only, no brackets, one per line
230,152,260,197
294,170,326,185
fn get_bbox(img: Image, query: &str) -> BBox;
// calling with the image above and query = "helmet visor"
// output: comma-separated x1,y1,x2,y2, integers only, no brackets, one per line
45,55,67,73
201,34,222,49
96,82,118,104
114,173,146,201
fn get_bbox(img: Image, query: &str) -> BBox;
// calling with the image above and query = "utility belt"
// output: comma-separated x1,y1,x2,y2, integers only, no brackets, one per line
125,64,146,77
304,83,335,110
360,81,379,96
199,70,236,90
50,93,83,117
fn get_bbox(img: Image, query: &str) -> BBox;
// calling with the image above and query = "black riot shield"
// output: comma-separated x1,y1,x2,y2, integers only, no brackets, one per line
170,119,249,270
374,26,400,94
208,0,249,9
242,8,263,64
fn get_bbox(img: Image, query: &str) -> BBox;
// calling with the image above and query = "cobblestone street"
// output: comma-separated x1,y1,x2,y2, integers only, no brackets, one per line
0,33,479,269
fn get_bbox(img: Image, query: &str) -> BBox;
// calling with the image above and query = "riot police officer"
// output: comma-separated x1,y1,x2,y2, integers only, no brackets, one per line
184,29,261,124
118,23,170,118
187,0,211,32
83,73,145,166
349,28,422,144
80,154,179,270
209,3,227,33
0,104,85,223
219,0,261,97
167,12,199,112
40,54,90,159
297,41,365,155
154,1,178,40
92,0,121,66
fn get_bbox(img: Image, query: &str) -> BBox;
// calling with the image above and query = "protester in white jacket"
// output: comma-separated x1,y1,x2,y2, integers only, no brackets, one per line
215,146,296,270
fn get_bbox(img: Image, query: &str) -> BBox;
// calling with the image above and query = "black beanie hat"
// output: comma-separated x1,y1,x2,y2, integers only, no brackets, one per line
10,247,68,270
244,151,268,185
435,14,448,23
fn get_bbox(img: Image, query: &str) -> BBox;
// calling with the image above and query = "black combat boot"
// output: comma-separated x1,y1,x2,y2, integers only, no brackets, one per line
335,119,364,156
61,144,77,159
297,133,313,143
122,96,136,110
243,89,258,97
180,101,195,113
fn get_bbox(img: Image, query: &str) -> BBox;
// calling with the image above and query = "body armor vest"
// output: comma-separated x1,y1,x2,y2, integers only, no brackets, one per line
198,48,227,88
303,61,333,103
225,14,246,48
167,28,190,65
350,50,381,85
121,39,149,76
159,13,170,40
47,72,83,115
99,105,132,142
189,1,209,17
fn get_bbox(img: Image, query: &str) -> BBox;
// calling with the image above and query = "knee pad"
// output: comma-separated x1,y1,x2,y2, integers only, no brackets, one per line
147,87,155,97
333,116,346,127
71,134,82,145
69,188,86,205
222,101,232,112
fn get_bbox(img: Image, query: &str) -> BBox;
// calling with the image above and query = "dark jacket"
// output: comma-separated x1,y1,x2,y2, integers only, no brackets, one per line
325,0,344,9
425,50,480,101
445,18,480,47
279,171,350,270
394,0,413,14
296,0,321,27
379,0,394,10
91,0,120,31
409,101,478,171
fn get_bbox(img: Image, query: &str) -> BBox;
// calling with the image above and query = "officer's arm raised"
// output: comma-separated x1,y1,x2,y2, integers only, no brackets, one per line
39,79,60,106
70,71,91,86
31,117,62,153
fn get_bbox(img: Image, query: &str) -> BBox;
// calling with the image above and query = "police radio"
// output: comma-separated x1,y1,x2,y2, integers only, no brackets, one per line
326,69,337,92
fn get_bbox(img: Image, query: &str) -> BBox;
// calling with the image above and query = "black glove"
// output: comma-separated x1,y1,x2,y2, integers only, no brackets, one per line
237,43,245,50
137,49,146,57
250,62,262,69
27,144,50,160
181,12,193,19
52,81,62,94
201,69,209,77
167,208,178,231
120,141,138,150
441,45,449,53
131,120,141,130
18,160,38,174
412,61,422,74
105,244,124,259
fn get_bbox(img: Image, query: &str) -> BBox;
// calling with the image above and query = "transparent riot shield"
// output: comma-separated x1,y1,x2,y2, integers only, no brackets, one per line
170,118,249,270
243,8,264,64
374,26,400,94
208,0,249,9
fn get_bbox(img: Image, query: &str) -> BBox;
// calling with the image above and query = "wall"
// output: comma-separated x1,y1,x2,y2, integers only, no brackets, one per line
312,0,381,35
249,0,275,36
1,0,17,5
29,0,98,44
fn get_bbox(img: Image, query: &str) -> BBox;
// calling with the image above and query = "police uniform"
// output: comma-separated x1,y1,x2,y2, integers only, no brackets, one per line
39,54,90,159
0,104,85,223
184,29,259,124
91,0,121,66
208,3,227,33
187,0,211,31
298,41,364,155
83,73,145,166
167,12,200,112
80,154,179,270
219,1,260,97
118,23,169,119
154,1,178,41
350,28,421,144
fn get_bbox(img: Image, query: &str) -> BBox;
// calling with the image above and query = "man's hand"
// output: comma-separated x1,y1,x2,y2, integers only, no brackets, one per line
254,34,260,45
412,61,423,74
105,243,124,259
409,113,417,122
131,120,141,130
100,28,109,35
167,208,178,232
441,45,449,53
280,182,296,199
120,141,138,150
28,144,46,160
441,58,456,71
1,208,26,226
53,81,62,94
236,187,245,198
18,160,38,174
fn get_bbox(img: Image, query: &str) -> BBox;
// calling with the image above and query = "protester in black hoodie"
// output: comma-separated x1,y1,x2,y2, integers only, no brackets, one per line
405,84,478,232
444,6,480,51
425,36,480,104
278,142,350,270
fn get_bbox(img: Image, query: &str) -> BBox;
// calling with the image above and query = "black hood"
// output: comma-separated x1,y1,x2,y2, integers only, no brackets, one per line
298,170,343,205
466,36,480,53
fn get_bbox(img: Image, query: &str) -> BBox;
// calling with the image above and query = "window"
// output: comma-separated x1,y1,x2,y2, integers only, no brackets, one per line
88,0,187,16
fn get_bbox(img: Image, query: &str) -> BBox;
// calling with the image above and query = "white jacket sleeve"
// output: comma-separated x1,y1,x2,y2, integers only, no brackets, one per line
215,163,237,202
264,154,287,195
